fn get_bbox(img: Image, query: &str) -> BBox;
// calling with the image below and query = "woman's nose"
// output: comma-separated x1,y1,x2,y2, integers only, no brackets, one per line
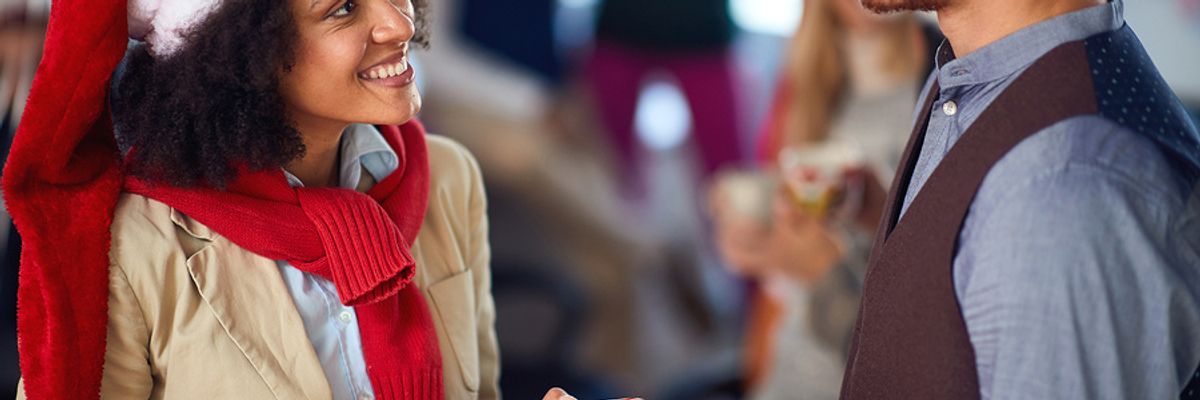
370,1,415,44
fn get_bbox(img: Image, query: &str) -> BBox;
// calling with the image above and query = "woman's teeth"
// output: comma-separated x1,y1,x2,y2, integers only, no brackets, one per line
363,61,408,80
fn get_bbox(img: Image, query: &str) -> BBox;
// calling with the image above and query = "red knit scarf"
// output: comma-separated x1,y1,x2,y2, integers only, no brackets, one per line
123,122,444,399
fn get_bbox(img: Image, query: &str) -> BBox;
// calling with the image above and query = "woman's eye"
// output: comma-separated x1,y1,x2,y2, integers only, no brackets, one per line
331,0,356,17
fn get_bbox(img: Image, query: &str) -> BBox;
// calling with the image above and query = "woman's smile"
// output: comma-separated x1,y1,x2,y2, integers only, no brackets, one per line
358,52,415,87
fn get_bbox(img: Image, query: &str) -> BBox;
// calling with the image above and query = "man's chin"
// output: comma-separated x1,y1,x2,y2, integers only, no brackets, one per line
860,0,946,13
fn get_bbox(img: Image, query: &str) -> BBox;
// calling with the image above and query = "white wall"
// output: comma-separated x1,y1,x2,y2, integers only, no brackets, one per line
1122,1,1200,103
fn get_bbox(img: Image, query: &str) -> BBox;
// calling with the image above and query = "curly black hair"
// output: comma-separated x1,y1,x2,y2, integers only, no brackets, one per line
112,0,430,188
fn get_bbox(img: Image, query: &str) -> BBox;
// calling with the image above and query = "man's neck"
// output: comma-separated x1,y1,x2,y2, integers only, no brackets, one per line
938,0,1105,57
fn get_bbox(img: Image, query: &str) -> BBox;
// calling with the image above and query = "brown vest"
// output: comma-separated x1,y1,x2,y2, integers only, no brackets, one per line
837,42,1100,399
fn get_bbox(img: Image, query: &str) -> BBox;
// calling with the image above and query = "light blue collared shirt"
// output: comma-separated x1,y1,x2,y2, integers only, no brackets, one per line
279,124,399,400
899,1,1200,399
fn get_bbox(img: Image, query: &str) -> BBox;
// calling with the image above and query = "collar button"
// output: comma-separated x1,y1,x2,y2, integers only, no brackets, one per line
942,100,959,116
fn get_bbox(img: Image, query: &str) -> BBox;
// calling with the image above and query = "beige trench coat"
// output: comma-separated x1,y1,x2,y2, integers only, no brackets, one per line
17,135,500,399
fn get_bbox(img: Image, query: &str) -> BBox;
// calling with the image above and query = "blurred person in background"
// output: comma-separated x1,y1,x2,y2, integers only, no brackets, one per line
580,5,761,387
416,0,656,393
710,0,940,398
420,0,746,395
587,0,746,201
0,0,49,395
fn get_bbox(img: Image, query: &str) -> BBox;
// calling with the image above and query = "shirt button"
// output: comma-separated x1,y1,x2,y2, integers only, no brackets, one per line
942,100,958,116
359,394,373,400
338,310,354,323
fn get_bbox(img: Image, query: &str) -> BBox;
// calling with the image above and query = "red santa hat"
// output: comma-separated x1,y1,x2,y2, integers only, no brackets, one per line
128,0,222,58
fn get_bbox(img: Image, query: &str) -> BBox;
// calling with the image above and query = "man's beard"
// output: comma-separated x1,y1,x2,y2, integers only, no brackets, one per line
859,0,948,13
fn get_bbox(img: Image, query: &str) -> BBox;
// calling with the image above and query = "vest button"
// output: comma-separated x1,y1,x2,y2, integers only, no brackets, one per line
943,100,958,116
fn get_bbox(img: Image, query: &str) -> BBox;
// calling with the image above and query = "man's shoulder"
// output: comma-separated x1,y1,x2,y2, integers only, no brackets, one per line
958,115,1200,299
979,114,1195,212
963,114,1198,268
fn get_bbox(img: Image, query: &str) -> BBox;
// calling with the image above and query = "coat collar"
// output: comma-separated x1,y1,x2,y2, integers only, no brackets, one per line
173,210,333,400
168,202,470,398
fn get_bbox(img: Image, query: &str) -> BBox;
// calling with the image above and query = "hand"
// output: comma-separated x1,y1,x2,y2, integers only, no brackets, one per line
764,189,845,283
542,387,644,400
708,178,773,277
543,388,577,400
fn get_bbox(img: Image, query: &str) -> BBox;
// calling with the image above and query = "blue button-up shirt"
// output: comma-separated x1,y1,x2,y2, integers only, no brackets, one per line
279,124,399,400
898,1,1200,398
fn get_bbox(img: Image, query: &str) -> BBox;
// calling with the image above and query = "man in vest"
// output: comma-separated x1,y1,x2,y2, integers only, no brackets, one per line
838,0,1200,399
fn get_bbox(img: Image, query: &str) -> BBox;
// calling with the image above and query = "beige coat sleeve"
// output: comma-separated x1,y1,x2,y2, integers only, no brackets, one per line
98,262,155,398
464,148,501,400
14,262,154,399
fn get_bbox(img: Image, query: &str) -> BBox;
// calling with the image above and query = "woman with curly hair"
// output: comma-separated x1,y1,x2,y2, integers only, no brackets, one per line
6,0,505,399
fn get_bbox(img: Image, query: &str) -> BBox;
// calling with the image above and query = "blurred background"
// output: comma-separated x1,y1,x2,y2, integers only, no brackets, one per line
2,0,1199,399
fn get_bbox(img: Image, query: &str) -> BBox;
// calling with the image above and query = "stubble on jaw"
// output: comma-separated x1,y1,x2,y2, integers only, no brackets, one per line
859,0,948,13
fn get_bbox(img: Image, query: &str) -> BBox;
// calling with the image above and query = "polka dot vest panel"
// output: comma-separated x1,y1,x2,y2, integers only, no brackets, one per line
1084,24,1200,181
1084,24,1200,400
1188,369,1200,400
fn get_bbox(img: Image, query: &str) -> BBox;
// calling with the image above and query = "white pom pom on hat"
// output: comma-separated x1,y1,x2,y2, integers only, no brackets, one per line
127,0,223,58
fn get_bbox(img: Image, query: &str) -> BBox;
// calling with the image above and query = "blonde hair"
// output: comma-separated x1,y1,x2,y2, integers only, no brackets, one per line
771,0,923,150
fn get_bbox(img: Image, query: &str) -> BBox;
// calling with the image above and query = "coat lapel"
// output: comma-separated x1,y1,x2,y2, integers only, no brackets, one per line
175,209,332,400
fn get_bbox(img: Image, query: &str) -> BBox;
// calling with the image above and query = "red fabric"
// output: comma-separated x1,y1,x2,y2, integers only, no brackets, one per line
585,41,745,179
2,0,442,398
2,0,127,398
125,122,444,399
755,76,793,165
